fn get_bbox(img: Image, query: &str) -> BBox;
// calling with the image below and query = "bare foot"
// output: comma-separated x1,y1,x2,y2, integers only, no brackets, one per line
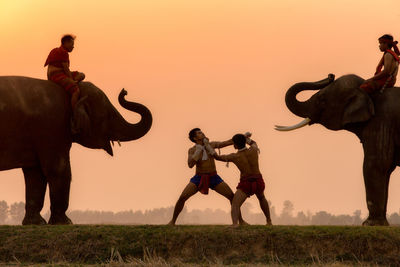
267,221,273,226
167,221,176,226
230,224,240,228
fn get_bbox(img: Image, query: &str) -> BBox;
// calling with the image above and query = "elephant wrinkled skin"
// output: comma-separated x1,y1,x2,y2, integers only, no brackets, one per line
0,76,152,225
277,73,400,226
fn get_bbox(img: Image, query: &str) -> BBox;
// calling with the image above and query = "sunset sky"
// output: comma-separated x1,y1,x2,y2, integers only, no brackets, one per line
0,0,399,219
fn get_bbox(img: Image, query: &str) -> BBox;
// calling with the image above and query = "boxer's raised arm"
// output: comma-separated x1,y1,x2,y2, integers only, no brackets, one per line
202,139,231,161
211,132,252,148
210,139,233,149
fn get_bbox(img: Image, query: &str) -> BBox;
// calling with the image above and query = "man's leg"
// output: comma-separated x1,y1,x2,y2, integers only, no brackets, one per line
70,87,80,109
256,193,272,225
213,182,248,225
168,182,198,225
231,189,248,226
70,72,85,109
360,79,384,94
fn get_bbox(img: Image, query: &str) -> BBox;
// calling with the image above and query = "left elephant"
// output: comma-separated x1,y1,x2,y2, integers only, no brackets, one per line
0,76,152,225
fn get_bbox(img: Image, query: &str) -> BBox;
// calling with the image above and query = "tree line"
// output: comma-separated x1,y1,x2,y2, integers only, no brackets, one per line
1,200,399,225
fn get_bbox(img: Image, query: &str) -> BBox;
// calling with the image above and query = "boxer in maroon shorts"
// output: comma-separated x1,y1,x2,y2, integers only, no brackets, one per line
210,133,272,226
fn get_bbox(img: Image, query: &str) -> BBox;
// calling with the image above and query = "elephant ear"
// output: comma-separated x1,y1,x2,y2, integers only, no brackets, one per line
72,96,91,136
342,88,375,126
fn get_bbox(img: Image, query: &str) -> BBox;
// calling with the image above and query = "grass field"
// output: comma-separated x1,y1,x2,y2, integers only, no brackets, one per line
0,225,399,266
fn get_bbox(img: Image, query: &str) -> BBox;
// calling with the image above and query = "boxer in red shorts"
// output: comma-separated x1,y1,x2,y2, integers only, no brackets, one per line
44,34,85,109
211,133,272,226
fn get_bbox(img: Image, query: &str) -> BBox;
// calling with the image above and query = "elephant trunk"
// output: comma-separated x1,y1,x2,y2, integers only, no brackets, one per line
285,74,335,118
111,89,153,142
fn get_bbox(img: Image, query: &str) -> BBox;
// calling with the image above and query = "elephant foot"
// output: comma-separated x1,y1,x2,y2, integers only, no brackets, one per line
48,213,73,225
22,213,47,225
362,218,389,226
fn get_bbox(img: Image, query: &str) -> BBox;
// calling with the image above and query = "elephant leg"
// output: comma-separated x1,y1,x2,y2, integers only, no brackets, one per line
22,166,47,225
383,165,395,219
41,155,73,225
362,157,392,226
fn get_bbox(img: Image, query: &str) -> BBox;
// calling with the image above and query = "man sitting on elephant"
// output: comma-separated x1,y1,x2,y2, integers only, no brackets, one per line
360,34,399,93
210,134,272,227
168,128,249,225
44,34,85,109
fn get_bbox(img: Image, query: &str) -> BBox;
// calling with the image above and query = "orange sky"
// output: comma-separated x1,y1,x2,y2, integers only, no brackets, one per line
0,0,399,218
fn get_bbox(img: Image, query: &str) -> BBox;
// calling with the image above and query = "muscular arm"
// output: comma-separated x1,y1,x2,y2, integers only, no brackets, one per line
373,53,395,80
210,132,251,149
214,153,235,162
61,62,73,78
210,139,233,149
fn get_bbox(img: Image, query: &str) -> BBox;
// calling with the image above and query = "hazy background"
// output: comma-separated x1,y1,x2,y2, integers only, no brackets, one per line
0,0,399,218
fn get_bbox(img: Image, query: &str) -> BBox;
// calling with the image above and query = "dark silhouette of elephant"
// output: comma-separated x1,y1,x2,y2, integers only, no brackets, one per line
276,73,398,226
0,76,152,225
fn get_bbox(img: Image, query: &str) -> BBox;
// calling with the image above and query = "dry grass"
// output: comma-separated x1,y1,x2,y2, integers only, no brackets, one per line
1,262,387,266
0,225,399,266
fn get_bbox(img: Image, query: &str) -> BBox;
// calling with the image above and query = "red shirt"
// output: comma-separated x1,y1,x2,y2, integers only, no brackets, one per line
44,46,69,68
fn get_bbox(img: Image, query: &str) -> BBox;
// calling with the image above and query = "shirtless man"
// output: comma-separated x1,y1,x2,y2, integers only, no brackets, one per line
44,34,85,108
360,34,399,93
210,134,272,227
168,128,248,225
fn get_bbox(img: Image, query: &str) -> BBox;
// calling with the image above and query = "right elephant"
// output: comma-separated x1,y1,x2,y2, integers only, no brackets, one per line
276,73,399,226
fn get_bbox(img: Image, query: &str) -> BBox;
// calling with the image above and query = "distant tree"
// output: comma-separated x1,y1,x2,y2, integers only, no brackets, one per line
9,202,25,224
10,205,380,225
331,214,353,225
311,211,332,225
306,211,313,224
280,200,294,224
0,200,9,224
282,200,294,216
211,209,230,224
352,210,363,225
177,206,188,224
268,201,278,223
114,210,144,224
295,211,310,225
241,202,253,219
388,212,400,225
148,207,173,224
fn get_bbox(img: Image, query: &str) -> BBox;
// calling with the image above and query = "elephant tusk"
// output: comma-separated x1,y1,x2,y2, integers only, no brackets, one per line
274,118,311,131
